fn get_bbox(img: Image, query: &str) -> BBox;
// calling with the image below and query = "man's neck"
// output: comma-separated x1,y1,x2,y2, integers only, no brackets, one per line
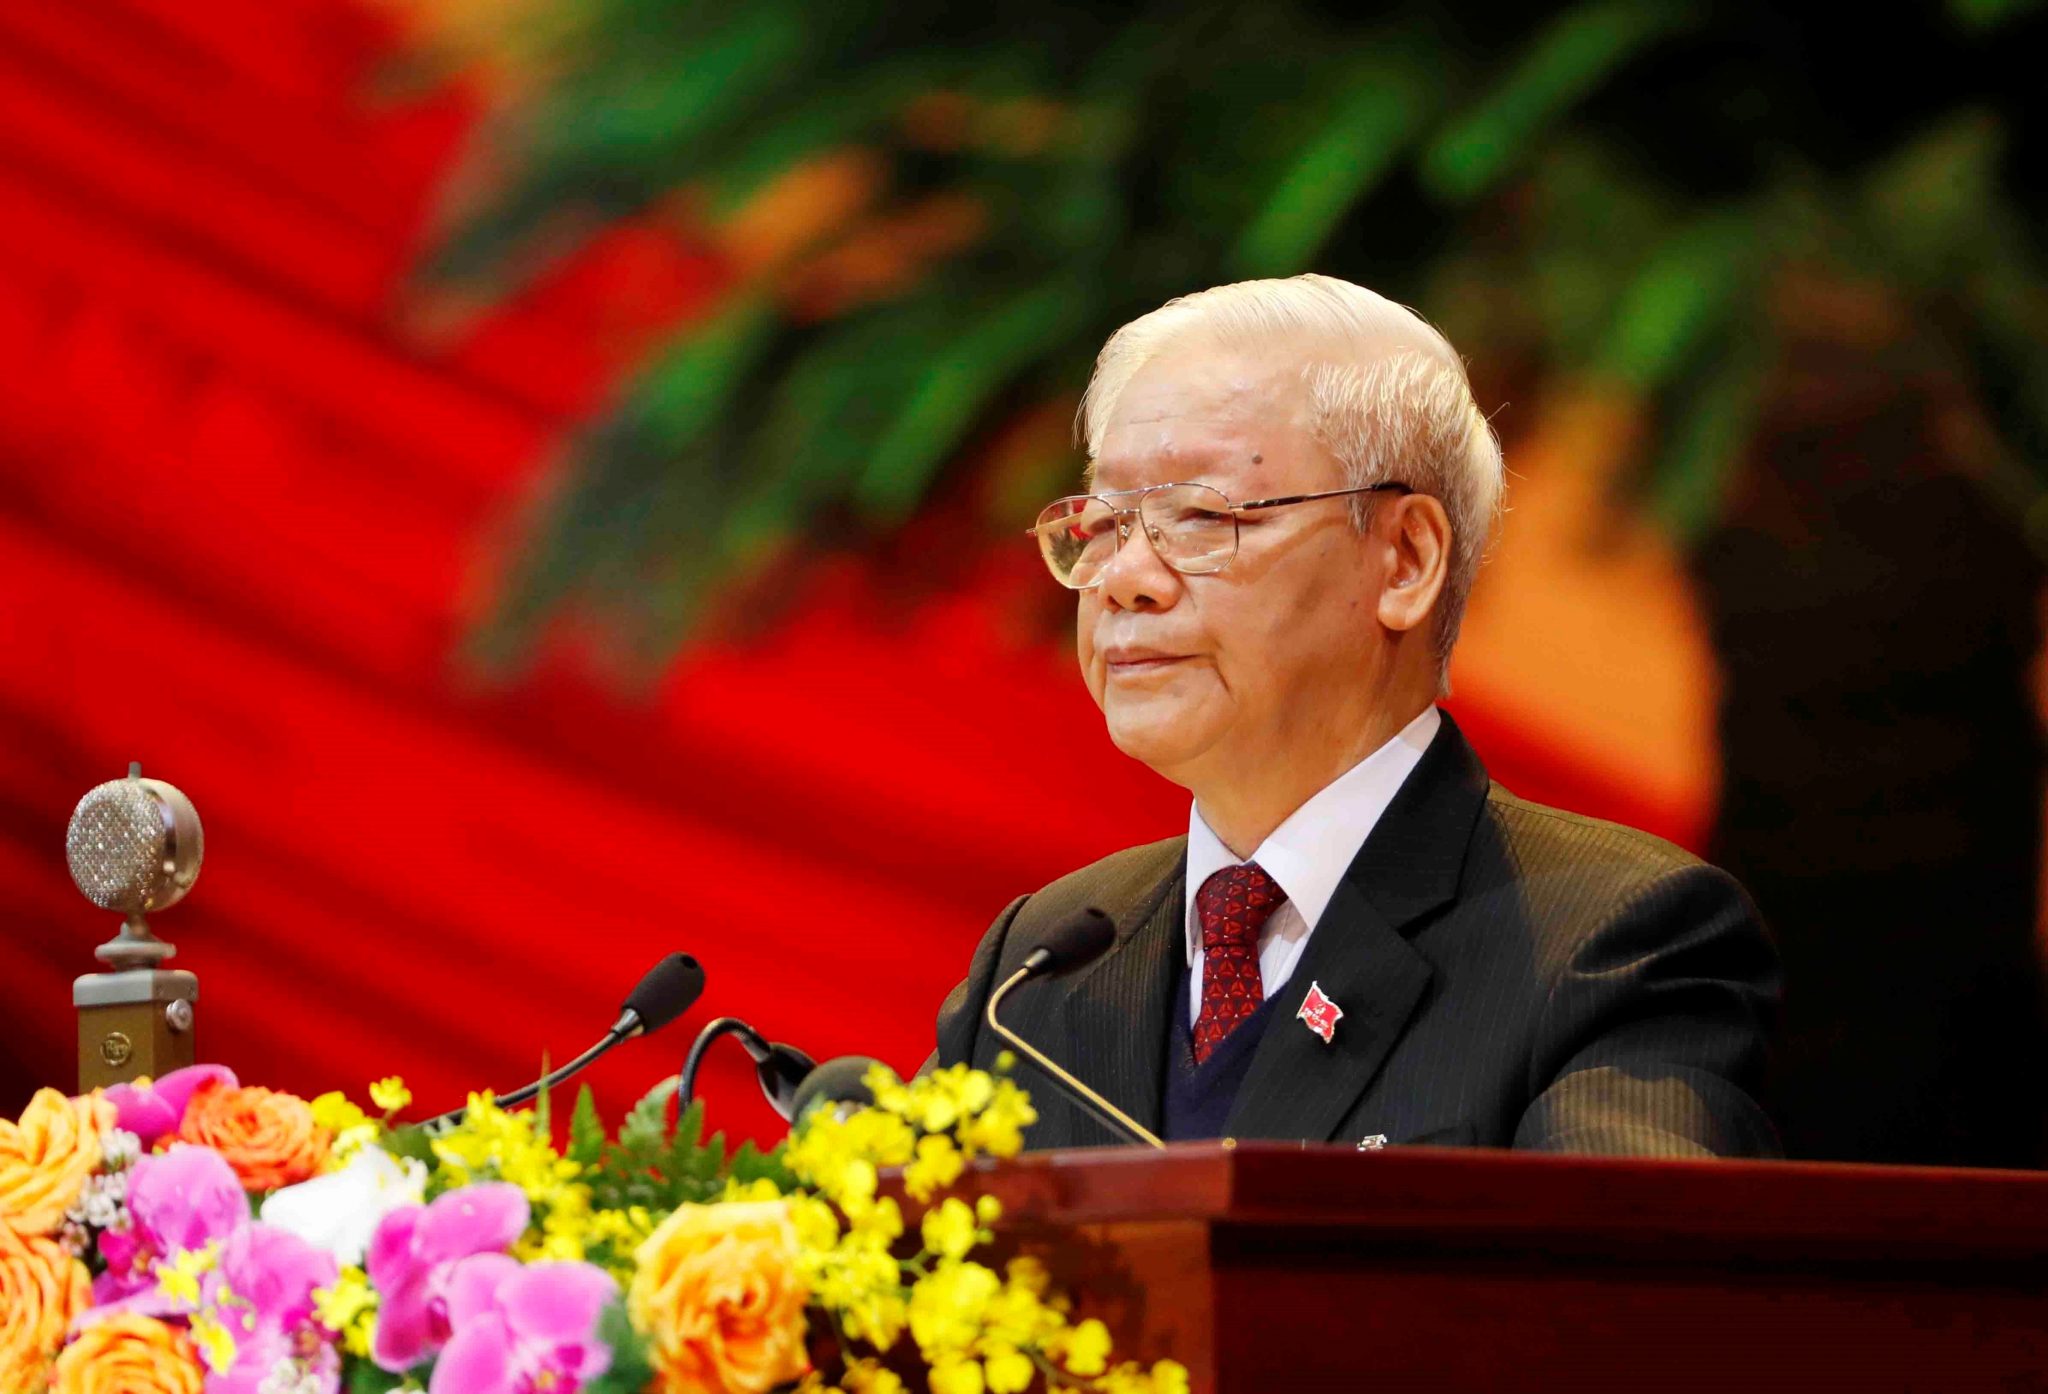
1191,699,1434,858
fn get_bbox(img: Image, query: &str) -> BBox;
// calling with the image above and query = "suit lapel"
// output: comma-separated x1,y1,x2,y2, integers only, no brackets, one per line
1223,711,1493,1141
1056,856,1184,1137
1223,882,1431,1140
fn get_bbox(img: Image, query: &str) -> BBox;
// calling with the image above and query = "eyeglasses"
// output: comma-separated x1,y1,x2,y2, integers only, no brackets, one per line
1029,480,1413,590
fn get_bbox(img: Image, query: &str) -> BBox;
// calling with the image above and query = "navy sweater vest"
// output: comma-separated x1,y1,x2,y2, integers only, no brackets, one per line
1161,953,1284,1141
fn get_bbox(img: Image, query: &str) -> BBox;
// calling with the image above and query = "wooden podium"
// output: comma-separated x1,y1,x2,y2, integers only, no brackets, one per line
960,1143,2048,1391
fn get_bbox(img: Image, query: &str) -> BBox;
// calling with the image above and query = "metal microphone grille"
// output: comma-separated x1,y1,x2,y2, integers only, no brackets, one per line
66,777,203,914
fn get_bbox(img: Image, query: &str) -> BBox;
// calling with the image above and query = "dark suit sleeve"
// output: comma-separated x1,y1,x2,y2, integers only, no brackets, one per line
933,893,1030,1070
1513,863,1782,1158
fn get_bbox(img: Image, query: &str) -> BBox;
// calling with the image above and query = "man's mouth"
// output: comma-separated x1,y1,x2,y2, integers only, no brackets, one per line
1102,648,1191,675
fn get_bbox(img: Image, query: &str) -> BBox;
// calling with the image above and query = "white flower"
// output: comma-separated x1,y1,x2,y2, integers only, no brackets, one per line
100,1129,142,1169
83,1189,121,1228
258,1145,426,1265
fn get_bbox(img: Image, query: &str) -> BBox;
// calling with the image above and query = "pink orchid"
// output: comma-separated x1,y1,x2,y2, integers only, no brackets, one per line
94,1144,250,1304
204,1225,340,1394
83,1146,339,1394
367,1183,531,1373
431,1256,617,1394
103,1065,239,1145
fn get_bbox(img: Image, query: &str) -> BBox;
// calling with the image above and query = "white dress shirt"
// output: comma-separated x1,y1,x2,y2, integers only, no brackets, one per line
1184,705,1441,1022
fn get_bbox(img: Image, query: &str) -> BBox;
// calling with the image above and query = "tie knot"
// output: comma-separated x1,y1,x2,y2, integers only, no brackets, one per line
1195,861,1287,954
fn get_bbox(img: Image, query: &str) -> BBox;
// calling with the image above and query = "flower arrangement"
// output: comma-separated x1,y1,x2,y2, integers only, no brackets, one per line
0,1059,1186,1394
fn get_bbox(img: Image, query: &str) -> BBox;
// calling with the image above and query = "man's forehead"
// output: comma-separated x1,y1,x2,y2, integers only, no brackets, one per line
1090,348,1315,489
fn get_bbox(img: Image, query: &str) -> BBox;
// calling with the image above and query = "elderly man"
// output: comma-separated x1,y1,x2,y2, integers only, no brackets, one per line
933,274,1779,1156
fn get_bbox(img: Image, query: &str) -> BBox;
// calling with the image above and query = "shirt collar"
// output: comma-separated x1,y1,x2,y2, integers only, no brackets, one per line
1184,705,1442,963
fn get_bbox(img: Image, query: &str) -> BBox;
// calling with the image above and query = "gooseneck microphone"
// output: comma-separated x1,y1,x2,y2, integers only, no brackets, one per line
678,1018,818,1122
985,908,1165,1149
425,952,706,1128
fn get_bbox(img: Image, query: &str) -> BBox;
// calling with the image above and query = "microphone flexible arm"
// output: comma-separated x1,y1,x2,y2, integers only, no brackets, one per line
679,1017,756,1108
424,1000,659,1129
422,1027,626,1130
985,966,1165,1149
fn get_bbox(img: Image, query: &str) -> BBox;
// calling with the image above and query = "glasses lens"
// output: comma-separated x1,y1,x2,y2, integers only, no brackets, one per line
1034,496,1120,588
1140,484,1237,574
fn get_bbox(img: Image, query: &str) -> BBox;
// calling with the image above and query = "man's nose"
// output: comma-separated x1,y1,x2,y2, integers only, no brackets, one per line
1097,515,1182,611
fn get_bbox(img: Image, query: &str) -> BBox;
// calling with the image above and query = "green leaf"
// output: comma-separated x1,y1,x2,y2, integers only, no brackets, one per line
853,282,1088,521
1421,1,1690,201
581,1302,656,1394
379,1124,437,1172
632,293,782,444
346,1360,409,1394
1231,63,1431,277
534,1051,553,1136
1947,0,2045,29
1594,212,1754,389
621,1077,682,1153
568,1086,606,1167
1862,109,2004,287
1644,333,1765,543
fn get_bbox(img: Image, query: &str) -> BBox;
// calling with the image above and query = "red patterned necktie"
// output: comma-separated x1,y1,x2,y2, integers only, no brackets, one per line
1192,862,1288,1064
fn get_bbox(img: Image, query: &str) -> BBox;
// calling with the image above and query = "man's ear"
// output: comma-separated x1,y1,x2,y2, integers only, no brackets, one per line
1376,493,1451,635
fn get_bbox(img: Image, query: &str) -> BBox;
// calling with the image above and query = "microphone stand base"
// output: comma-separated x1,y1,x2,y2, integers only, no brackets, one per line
73,969,198,1092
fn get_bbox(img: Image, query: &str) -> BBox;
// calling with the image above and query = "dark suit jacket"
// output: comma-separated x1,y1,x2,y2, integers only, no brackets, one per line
934,713,1781,1157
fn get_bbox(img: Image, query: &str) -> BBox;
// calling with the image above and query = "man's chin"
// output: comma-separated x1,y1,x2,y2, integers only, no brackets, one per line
1103,709,1217,780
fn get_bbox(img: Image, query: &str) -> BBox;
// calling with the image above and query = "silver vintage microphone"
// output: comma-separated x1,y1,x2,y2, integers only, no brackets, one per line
67,763,203,1089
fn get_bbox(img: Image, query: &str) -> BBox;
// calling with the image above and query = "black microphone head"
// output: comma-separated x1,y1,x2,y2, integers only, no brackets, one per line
789,1055,884,1124
756,1042,820,1122
1040,907,1116,974
620,953,706,1036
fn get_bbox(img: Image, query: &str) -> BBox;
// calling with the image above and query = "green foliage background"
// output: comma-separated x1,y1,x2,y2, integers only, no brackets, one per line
407,0,2048,667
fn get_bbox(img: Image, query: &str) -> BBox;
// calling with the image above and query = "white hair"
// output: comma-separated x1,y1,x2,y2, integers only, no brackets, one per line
1076,274,1504,689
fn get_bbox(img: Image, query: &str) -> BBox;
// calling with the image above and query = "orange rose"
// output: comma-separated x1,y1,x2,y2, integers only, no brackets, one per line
0,1223,89,1391
630,1200,810,1394
51,1315,204,1394
0,1089,113,1237
175,1083,328,1193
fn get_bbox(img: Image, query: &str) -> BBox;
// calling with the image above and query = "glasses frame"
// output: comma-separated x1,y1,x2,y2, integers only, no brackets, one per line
1029,479,1414,590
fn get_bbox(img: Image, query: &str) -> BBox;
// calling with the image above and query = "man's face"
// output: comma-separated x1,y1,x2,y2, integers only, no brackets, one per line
1078,343,1392,790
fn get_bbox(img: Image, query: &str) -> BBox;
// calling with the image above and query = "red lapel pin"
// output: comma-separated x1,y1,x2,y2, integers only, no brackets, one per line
1297,980,1343,1044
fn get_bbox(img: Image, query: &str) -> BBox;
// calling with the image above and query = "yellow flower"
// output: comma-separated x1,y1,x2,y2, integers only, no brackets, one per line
840,1359,907,1394
312,1267,377,1359
1003,1256,1048,1297
928,1359,983,1394
50,1314,204,1394
186,1313,236,1374
779,1060,1171,1394
907,1260,1000,1362
903,1134,965,1202
430,1091,589,1255
1057,1317,1112,1377
982,1345,1034,1394
630,1201,810,1394
981,1284,1055,1351
308,1093,376,1167
956,1080,1036,1158
845,1195,902,1248
0,1090,114,1237
368,1078,412,1114
863,1064,912,1118
309,1093,367,1135
920,1198,978,1262
0,1223,90,1394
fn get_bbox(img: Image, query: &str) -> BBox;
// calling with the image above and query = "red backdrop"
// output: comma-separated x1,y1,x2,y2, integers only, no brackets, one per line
0,0,1695,1142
